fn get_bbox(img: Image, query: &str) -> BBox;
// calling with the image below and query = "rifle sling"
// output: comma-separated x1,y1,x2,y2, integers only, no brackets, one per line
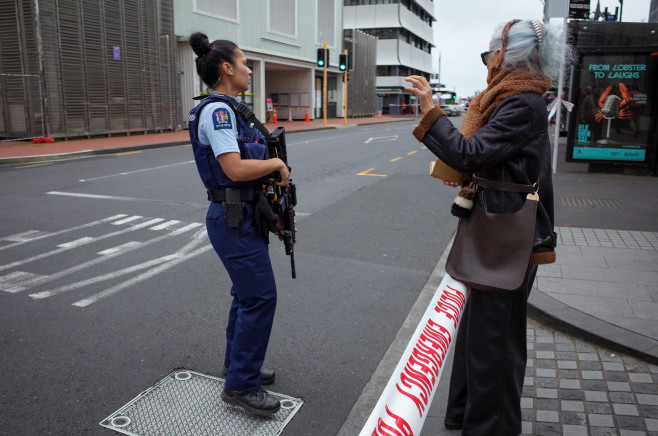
194,94,274,141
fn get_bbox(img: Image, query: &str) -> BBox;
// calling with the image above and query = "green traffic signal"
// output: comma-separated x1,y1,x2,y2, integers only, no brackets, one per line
339,53,348,71
317,48,325,67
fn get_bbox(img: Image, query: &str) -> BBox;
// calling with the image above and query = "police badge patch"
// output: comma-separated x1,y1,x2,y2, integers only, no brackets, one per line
212,108,232,130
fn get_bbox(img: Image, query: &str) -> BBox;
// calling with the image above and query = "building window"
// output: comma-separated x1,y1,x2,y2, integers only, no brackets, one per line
317,0,335,45
269,0,297,38
194,0,238,22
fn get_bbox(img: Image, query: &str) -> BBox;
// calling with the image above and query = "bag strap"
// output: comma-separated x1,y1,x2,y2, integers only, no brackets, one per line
471,175,536,194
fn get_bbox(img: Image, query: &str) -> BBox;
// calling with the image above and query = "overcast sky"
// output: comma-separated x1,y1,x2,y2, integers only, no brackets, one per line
432,0,652,97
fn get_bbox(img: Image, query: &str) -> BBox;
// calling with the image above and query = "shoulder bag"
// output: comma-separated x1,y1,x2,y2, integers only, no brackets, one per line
445,176,538,291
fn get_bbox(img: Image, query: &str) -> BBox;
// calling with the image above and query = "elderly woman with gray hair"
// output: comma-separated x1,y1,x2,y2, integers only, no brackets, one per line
405,19,574,435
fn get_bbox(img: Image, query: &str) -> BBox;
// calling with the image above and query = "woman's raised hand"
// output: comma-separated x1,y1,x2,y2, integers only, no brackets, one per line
404,75,435,114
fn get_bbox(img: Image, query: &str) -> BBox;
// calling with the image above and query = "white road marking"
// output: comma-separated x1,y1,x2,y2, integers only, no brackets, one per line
0,218,164,273
29,255,176,299
0,271,45,286
72,245,211,307
2,221,200,293
30,229,208,300
72,231,210,307
58,237,95,248
46,191,205,207
2,231,44,242
47,191,141,202
0,215,127,252
170,223,203,235
77,160,194,182
111,216,143,225
150,220,180,231
364,135,399,144
2,272,48,293
97,241,142,255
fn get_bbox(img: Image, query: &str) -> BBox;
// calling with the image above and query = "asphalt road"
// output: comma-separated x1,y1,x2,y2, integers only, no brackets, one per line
0,118,464,435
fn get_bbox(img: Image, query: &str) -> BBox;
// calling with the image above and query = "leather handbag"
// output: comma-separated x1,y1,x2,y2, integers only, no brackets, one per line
445,177,538,292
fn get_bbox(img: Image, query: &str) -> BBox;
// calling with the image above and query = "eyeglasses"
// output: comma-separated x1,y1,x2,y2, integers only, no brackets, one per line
480,50,493,66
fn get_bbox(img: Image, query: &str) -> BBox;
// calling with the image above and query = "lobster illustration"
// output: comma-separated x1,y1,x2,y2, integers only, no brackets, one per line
595,83,631,123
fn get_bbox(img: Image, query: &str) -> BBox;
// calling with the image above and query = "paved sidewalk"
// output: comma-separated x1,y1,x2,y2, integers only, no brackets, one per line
427,318,658,436
530,228,658,363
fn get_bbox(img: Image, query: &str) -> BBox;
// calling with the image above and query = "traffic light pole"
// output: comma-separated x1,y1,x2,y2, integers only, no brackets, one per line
343,49,347,126
323,43,327,127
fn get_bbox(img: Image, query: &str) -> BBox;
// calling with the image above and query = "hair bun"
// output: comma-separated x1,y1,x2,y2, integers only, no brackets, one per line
189,32,210,57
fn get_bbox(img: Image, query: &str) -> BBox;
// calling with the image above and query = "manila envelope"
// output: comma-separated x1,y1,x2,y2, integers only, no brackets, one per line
429,158,467,184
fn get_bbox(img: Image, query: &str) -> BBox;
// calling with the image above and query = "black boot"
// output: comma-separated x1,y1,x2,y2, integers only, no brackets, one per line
221,388,281,415
221,363,276,385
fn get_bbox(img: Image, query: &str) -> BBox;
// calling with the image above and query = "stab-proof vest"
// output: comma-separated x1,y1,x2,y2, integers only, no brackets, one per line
188,93,269,191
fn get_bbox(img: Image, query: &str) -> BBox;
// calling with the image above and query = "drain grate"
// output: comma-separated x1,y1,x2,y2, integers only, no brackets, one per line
100,370,303,436
560,197,621,209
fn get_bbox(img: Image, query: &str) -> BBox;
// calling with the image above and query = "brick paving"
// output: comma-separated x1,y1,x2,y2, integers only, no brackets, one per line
524,319,658,435
557,227,658,250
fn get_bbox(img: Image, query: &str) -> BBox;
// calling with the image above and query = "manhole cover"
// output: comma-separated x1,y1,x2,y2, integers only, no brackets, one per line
560,197,621,209
100,369,303,436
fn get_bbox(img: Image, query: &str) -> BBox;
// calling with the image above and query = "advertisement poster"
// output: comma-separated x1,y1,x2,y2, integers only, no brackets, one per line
570,52,657,162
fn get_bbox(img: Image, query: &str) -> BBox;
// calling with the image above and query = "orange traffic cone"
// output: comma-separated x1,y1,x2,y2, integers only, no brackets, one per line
304,108,310,122
272,108,278,123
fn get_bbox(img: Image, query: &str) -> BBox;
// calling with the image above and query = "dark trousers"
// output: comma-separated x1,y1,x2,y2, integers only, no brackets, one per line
207,202,277,392
445,265,538,436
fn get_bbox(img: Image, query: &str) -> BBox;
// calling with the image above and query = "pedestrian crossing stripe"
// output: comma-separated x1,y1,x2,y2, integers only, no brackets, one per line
0,214,208,307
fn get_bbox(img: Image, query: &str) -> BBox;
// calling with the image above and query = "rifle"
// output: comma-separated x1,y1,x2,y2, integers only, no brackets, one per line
228,98,297,279
264,126,297,279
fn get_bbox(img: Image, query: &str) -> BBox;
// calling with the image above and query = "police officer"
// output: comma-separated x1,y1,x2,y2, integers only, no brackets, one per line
188,32,289,415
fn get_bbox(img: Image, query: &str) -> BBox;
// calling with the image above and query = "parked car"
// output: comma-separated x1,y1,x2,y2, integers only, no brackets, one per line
440,104,460,117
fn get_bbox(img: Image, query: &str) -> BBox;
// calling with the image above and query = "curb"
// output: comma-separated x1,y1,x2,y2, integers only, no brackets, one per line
528,289,658,365
0,141,190,165
337,234,455,436
0,119,417,165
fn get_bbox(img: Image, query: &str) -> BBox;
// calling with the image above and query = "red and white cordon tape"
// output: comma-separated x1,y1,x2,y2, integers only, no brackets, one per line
359,274,469,436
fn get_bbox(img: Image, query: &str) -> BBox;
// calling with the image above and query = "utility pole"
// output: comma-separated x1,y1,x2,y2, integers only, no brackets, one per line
619,0,623,22
323,43,327,127
343,49,348,125
552,17,568,175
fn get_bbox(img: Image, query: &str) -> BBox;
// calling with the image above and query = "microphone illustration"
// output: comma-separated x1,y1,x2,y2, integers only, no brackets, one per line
600,94,620,119
600,94,621,139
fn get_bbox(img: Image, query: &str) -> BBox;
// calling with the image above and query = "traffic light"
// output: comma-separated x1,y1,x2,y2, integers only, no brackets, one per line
339,53,348,71
317,48,326,67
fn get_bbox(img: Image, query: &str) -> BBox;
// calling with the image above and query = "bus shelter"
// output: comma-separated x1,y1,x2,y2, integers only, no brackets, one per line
567,21,658,175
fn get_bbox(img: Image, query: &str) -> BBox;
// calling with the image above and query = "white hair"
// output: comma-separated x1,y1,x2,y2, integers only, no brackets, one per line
490,20,576,81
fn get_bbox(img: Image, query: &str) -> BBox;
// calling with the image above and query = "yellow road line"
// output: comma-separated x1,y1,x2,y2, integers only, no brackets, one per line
115,151,142,156
407,151,417,155
15,162,54,169
390,157,403,162
421,146,427,149
357,168,387,177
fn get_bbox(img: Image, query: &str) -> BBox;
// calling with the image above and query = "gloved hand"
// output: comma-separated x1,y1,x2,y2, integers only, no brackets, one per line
254,192,277,243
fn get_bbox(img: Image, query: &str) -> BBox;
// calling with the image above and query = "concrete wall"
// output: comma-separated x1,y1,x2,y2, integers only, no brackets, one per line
175,0,344,121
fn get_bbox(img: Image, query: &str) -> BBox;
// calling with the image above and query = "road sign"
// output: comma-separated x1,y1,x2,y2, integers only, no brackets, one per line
569,0,590,19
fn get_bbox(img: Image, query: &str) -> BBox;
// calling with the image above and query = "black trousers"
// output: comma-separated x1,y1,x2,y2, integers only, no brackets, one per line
445,265,538,436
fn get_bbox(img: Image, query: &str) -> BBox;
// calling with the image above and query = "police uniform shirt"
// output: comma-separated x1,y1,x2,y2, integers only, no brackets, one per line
198,101,240,157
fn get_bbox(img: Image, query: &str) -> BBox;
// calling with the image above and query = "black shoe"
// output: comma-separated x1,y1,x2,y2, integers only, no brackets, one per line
221,387,281,415
221,364,276,385
444,418,463,430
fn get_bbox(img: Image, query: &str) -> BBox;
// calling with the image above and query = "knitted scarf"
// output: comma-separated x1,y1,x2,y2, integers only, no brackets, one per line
459,70,553,140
